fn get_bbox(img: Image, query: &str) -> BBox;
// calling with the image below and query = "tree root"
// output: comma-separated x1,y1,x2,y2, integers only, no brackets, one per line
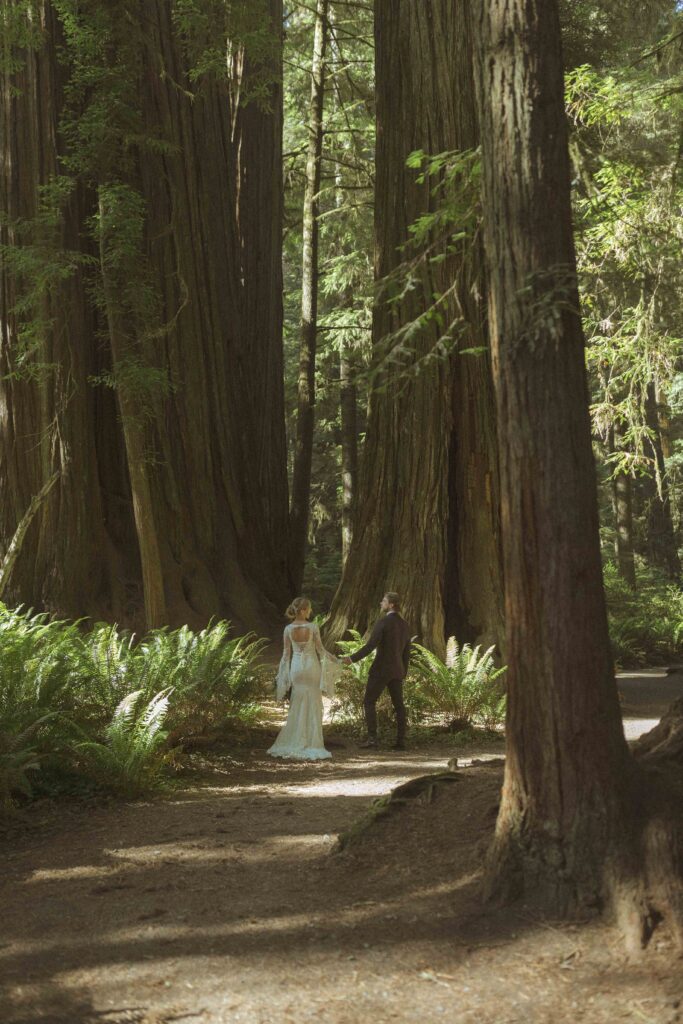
335,770,461,851
484,765,683,954
634,698,683,766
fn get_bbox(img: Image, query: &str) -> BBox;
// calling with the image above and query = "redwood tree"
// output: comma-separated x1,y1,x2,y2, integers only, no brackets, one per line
326,0,503,654
289,0,329,591
477,0,682,945
0,0,290,634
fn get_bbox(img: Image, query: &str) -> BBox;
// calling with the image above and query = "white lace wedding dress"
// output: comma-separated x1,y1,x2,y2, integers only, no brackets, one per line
268,622,341,761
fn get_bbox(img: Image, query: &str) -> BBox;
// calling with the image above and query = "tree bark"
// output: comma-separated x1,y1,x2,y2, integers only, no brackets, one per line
329,8,359,571
326,0,502,655
477,0,682,947
136,0,290,632
635,698,683,767
0,1,136,625
610,423,636,588
339,338,358,566
0,1,290,635
642,383,680,581
97,190,167,631
289,0,329,591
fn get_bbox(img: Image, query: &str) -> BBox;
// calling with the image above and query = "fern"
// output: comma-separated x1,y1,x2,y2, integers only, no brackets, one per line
75,688,173,798
0,607,269,810
411,638,507,731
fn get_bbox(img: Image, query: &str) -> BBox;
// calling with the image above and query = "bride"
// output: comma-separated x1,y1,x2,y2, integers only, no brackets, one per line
268,596,341,761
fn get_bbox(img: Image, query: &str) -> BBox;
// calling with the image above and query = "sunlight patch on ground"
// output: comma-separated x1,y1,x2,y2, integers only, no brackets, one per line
103,832,335,866
622,717,660,740
24,865,114,884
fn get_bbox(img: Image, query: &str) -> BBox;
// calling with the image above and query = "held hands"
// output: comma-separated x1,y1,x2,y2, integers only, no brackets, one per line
342,656,352,666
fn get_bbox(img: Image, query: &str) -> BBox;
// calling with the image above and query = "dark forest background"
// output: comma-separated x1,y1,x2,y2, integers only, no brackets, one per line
2,0,682,667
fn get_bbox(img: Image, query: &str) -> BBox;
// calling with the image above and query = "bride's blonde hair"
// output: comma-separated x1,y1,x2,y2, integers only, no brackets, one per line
285,596,311,620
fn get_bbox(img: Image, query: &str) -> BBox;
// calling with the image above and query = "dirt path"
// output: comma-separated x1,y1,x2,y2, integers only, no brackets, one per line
1,680,682,1024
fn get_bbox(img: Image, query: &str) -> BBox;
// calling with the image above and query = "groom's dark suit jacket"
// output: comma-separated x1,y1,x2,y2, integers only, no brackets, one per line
350,612,411,683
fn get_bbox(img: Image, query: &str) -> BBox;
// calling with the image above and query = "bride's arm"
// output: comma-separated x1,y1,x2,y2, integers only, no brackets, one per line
275,629,292,701
314,623,342,697
312,623,339,662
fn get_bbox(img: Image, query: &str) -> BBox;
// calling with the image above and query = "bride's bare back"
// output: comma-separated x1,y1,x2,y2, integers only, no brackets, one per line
291,623,313,644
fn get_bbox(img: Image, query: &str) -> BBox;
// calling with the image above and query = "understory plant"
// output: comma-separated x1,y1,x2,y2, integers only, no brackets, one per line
410,637,507,732
603,561,683,667
0,606,267,811
75,688,173,798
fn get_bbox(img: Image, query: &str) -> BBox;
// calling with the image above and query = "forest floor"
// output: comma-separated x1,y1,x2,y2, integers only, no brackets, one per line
1,670,682,1024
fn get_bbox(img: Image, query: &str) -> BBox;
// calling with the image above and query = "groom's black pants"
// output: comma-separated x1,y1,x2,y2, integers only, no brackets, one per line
363,675,406,741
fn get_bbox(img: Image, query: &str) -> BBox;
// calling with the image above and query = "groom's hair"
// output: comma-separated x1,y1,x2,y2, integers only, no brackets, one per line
385,592,401,611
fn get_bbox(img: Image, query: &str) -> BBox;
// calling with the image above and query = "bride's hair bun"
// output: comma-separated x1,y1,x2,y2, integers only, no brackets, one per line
285,596,311,620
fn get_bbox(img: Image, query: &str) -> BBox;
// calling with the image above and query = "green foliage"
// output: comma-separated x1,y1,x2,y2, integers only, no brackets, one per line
569,55,683,480
327,630,371,729
134,624,267,743
328,631,506,737
75,688,172,798
603,561,683,666
370,147,483,387
411,638,507,732
174,0,279,101
0,608,266,811
0,2,45,80
283,1,374,593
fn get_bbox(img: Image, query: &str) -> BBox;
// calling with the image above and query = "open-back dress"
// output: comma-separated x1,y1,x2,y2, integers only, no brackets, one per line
267,622,341,761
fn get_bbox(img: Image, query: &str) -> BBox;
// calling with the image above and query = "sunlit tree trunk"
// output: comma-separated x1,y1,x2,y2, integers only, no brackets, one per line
607,423,636,588
327,0,502,654
339,338,358,566
477,0,682,947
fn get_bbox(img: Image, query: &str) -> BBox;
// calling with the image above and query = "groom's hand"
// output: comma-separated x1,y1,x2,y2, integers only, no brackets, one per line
342,656,352,666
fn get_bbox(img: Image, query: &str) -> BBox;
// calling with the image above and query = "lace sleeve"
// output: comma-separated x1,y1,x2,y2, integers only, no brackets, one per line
275,628,292,701
310,623,336,661
313,624,342,698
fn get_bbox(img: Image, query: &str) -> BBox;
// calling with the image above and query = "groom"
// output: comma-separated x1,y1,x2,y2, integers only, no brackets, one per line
342,592,411,750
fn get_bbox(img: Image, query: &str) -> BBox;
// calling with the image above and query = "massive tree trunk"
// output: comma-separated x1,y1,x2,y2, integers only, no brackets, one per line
0,1,137,625
0,0,290,634
134,0,290,632
289,0,329,591
444,1,503,650
326,0,502,655
477,0,682,946
97,188,167,630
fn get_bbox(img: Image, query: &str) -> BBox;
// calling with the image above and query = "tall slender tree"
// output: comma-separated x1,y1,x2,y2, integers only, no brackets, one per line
477,0,682,945
289,0,330,591
642,383,681,580
610,422,636,588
